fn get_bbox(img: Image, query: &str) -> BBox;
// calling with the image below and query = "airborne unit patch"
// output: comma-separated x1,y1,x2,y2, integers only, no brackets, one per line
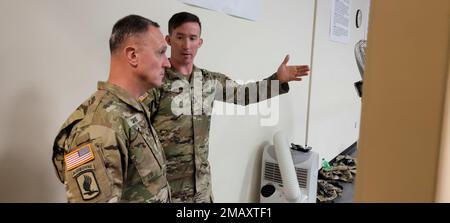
76,171,100,200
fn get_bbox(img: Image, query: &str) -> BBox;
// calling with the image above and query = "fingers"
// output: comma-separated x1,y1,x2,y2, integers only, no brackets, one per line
295,73,309,78
296,68,310,74
296,65,310,69
290,65,310,71
294,65,310,72
281,54,290,65
292,77,303,81
296,70,309,77
289,65,310,77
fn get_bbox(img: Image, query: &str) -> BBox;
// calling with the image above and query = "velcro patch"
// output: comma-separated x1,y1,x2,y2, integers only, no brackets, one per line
65,144,95,171
127,114,143,128
138,92,149,102
72,163,95,178
76,171,100,200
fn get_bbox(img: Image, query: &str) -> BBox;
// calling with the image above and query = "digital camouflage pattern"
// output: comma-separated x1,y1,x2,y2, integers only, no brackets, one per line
143,65,289,202
317,155,357,203
317,179,344,202
319,155,357,183
53,82,171,203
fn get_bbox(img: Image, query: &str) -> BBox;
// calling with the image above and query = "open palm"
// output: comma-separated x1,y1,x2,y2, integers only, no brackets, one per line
276,55,310,83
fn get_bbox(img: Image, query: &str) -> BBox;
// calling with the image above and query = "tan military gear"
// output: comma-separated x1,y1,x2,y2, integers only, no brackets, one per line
53,82,170,203
317,155,357,202
319,155,357,183
143,65,289,202
317,179,343,203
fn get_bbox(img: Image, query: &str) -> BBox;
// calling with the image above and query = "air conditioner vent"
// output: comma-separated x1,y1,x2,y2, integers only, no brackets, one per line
264,161,308,188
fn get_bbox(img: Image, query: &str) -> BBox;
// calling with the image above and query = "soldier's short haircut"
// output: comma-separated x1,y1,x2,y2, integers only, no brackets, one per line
109,14,160,54
168,12,202,35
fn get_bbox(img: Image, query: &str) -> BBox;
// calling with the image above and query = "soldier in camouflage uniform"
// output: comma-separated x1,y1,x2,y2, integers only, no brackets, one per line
52,15,172,202
142,12,310,202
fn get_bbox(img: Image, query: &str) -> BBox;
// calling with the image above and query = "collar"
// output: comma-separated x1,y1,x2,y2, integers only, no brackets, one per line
165,64,202,81
97,81,143,112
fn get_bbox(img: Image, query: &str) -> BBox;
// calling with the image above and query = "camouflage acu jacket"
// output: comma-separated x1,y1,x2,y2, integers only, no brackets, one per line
143,66,289,202
53,82,170,203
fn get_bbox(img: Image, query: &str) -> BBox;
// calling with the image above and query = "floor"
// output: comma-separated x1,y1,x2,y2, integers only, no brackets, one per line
333,148,357,203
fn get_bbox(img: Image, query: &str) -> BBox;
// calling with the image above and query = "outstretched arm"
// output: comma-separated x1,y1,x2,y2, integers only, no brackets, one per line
213,55,310,106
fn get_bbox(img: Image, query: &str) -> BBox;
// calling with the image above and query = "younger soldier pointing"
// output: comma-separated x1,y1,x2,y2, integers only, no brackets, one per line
143,12,310,203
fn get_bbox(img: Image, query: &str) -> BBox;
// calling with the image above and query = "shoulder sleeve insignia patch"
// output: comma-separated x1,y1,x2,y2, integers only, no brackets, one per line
64,144,95,171
76,171,100,200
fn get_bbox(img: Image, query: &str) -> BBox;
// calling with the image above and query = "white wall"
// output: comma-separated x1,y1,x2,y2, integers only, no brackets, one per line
0,0,365,202
307,0,370,162
206,0,314,202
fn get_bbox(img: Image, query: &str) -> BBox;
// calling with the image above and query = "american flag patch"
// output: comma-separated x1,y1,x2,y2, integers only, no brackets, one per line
64,144,95,171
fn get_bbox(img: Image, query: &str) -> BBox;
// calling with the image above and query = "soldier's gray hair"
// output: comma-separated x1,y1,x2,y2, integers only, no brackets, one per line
109,14,160,54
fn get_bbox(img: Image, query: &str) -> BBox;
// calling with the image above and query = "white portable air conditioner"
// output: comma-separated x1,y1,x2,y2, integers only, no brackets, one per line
260,132,319,203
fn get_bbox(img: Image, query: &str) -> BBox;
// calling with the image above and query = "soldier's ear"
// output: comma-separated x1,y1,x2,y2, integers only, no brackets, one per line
124,46,138,67
165,35,171,46
199,38,203,47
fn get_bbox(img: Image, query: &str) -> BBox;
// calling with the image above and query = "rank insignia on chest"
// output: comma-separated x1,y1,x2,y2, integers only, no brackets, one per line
127,114,143,128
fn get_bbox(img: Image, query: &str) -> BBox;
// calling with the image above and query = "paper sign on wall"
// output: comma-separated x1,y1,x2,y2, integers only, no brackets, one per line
330,0,351,44
178,0,261,21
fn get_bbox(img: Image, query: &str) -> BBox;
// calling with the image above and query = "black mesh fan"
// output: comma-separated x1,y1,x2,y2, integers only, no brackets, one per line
354,40,367,97
355,39,367,78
